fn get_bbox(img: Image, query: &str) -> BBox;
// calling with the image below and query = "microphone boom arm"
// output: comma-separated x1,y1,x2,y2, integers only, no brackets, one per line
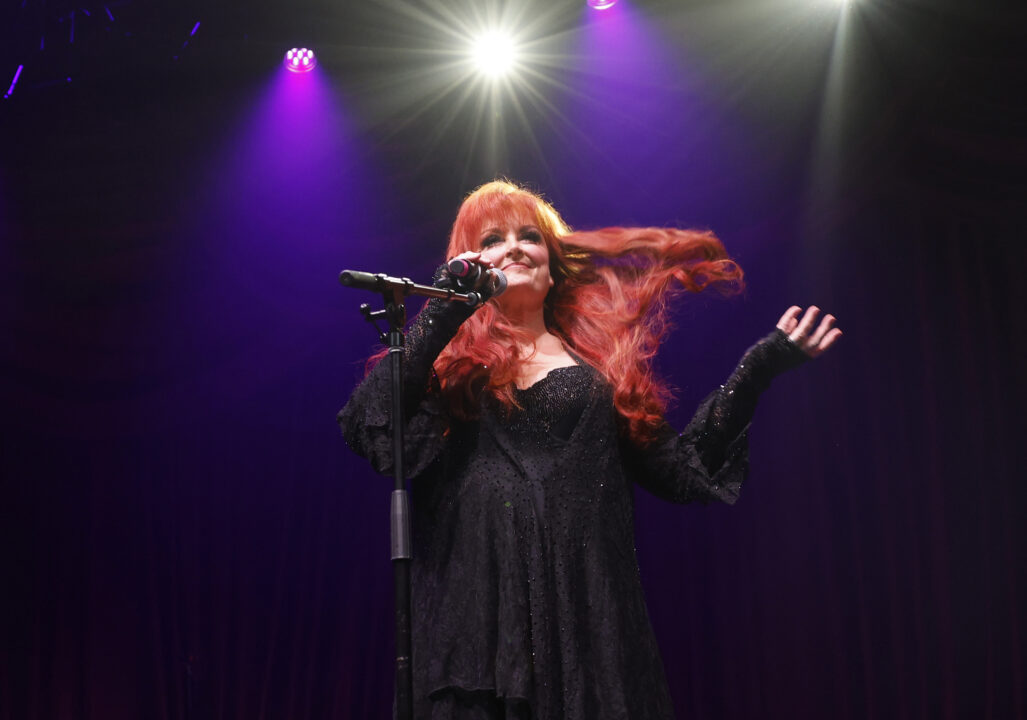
339,269,490,306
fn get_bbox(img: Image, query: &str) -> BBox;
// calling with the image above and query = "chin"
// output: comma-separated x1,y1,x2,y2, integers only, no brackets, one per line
495,282,548,305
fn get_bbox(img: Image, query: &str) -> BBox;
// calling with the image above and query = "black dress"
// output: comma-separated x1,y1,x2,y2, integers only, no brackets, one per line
339,298,807,720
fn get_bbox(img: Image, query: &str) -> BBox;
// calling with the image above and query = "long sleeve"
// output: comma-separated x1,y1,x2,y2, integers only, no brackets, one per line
626,329,808,504
337,289,475,478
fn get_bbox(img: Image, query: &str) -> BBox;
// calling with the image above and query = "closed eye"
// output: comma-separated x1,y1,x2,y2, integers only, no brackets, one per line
480,234,502,248
521,230,542,243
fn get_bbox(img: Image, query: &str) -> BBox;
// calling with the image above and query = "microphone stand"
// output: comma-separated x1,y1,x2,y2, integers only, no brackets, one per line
338,269,480,720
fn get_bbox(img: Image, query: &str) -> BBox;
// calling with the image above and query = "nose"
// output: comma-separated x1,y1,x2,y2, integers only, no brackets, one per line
503,232,523,257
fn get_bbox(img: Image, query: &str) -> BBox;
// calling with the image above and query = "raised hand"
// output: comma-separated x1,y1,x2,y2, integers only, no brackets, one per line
776,306,842,358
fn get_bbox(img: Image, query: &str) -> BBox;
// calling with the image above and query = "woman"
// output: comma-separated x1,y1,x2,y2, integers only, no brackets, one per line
340,181,840,720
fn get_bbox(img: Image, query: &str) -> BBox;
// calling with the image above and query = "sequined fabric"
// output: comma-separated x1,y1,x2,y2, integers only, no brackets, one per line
339,297,807,720
508,366,591,441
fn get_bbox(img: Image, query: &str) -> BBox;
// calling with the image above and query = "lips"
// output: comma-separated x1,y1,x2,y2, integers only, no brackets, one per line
502,262,530,271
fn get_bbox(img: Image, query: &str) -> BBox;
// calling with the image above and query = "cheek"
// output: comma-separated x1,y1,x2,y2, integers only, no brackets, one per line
531,247,553,285
537,263,554,288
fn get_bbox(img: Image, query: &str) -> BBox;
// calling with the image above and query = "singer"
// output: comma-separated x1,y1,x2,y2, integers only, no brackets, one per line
339,180,841,720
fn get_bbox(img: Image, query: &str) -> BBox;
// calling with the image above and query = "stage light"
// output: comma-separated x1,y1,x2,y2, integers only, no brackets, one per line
587,0,619,9
470,32,518,78
4,65,23,99
285,48,317,73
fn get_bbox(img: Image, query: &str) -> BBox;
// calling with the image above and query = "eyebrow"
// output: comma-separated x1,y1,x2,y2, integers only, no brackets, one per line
479,225,540,236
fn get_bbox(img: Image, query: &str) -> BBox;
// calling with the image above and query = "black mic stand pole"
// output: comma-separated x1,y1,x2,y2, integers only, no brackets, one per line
338,269,480,720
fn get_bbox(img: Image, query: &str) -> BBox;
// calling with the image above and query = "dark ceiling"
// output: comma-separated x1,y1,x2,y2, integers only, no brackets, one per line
3,0,1022,206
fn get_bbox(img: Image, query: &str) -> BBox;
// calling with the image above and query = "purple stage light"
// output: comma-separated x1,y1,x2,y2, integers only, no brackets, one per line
587,0,618,8
285,48,317,73
4,65,24,99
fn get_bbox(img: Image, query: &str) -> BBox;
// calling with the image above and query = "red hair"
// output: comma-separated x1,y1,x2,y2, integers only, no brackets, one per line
426,180,744,446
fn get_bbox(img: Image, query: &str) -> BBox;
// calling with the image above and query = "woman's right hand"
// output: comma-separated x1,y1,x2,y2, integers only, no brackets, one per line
447,250,493,269
435,251,494,290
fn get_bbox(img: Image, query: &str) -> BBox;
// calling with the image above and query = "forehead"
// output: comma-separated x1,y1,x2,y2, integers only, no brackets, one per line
478,216,539,233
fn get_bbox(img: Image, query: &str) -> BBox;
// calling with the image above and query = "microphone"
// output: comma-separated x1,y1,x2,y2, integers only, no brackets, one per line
446,259,507,306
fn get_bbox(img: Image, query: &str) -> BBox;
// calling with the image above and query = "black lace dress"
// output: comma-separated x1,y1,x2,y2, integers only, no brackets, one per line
338,298,807,720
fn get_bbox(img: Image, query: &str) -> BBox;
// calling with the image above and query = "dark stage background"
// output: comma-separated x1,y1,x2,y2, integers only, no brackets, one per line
2,0,1025,718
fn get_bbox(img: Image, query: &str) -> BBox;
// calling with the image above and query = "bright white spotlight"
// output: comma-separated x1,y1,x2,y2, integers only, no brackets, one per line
470,31,518,77
587,0,618,8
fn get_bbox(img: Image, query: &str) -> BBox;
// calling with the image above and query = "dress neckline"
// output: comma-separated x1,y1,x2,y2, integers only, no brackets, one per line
513,363,587,393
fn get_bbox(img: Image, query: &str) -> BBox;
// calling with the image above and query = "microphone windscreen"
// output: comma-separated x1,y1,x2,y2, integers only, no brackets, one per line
489,268,508,297
447,258,475,278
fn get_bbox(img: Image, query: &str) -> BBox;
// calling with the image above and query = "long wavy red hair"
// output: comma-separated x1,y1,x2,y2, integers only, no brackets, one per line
421,180,744,445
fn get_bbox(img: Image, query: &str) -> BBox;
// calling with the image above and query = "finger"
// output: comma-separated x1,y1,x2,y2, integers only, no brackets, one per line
790,305,820,344
805,328,842,359
777,306,802,333
450,251,481,262
818,328,843,354
448,251,492,268
808,313,835,347
468,252,495,268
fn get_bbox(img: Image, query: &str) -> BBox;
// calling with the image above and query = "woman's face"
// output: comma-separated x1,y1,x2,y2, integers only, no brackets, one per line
477,215,554,306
